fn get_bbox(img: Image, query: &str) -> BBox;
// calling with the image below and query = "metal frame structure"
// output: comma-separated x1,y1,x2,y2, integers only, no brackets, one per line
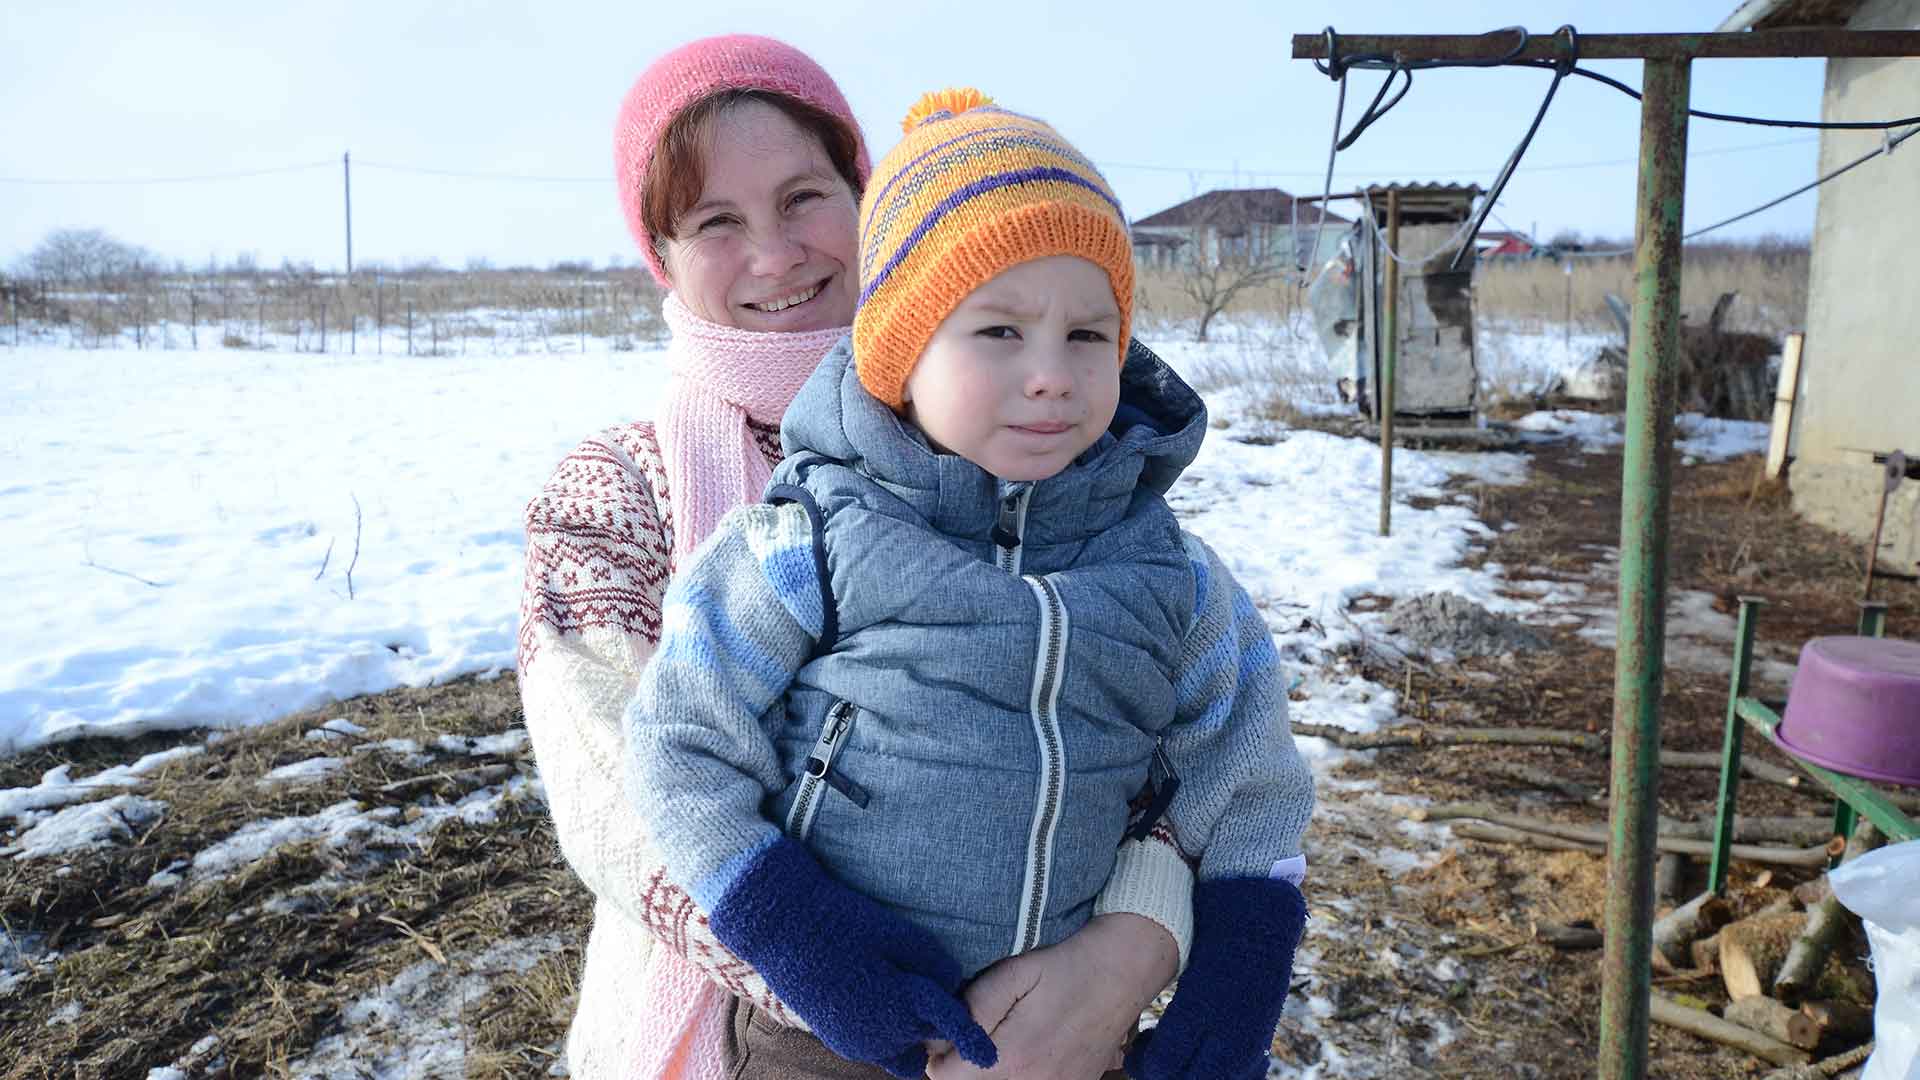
1292,27,1920,1080
1711,598,1918,899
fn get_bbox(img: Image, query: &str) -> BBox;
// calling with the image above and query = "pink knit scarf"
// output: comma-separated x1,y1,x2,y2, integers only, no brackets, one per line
632,294,847,1080
655,293,848,568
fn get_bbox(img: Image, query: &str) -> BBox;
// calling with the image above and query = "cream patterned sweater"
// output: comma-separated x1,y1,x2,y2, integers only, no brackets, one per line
518,417,1196,1079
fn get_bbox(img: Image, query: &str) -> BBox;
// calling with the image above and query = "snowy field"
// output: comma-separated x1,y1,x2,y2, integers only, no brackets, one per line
0,322,1774,1078
0,325,1763,755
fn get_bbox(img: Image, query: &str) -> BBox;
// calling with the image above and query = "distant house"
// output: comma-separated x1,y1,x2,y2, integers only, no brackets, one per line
1719,0,1920,574
1131,189,1347,271
1475,231,1536,259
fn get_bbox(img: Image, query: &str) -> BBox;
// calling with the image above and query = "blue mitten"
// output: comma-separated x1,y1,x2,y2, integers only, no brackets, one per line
707,836,998,1078
1125,876,1306,1080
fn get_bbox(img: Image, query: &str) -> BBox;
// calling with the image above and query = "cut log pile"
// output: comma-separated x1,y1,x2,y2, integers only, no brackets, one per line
1402,795,1887,1072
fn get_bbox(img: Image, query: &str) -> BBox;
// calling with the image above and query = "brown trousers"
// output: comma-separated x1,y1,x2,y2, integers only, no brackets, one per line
722,996,1131,1080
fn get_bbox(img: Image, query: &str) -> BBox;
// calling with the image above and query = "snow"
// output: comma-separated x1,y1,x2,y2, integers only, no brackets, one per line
1,346,670,754
1513,408,1769,462
0,320,1780,1074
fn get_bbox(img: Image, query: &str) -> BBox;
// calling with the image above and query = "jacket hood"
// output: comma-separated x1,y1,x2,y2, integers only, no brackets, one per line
774,336,1207,547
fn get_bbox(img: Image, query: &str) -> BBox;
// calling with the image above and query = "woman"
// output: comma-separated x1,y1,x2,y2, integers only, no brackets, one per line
517,35,1192,1080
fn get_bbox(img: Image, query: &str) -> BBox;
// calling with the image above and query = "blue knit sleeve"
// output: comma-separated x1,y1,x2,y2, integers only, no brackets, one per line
1160,532,1315,885
623,501,825,909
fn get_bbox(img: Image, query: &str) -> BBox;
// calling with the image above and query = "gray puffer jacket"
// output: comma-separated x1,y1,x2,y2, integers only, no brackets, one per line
626,337,1313,978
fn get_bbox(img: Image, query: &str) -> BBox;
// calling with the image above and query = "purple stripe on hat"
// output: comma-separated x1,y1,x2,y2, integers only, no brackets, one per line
862,123,1031,236
857,166,1124,307
862,131,1105,278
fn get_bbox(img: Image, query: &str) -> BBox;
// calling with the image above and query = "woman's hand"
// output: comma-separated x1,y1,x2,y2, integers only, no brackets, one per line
925,913,1178,1080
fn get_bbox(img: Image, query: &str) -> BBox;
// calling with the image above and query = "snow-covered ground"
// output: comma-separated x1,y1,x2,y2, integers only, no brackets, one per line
0,321,1766,1077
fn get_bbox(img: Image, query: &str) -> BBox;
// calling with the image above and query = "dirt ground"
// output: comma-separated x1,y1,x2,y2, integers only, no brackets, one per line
2,431,1914,1079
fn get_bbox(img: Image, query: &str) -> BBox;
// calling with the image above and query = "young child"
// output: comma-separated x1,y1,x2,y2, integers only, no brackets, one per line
625,89,1314,1080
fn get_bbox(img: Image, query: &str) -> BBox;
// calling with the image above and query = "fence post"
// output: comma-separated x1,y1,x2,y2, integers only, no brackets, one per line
407,301,414,356
375,279,384,355
579,280,587,354
320,298,328,354
349,285,356,355
257,296,265,347
189,291,198,350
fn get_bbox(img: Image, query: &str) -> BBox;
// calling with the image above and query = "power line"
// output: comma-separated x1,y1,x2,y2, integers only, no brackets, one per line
353,160,608,183
1564,121,1920,256
1091,134,1815,180
0,160,335,186
1,133,1818,191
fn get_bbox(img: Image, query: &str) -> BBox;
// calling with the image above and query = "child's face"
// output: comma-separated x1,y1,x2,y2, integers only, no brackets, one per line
902,256,1122,483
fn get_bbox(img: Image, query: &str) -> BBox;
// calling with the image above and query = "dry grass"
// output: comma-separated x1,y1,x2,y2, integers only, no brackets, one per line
1474,244,1810,338
22,269,670,354
1132,265,1304,337
0,673,589,1079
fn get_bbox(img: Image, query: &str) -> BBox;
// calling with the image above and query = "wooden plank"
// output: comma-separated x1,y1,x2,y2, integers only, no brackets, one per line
1765,332,1802,480
1737,697,1920,841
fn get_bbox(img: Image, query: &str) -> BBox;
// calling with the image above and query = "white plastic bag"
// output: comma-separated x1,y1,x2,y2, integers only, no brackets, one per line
1830,838,1920,1080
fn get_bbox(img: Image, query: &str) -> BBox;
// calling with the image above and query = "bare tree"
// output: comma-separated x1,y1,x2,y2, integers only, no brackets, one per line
19,227,157,289
1177,213,1289,343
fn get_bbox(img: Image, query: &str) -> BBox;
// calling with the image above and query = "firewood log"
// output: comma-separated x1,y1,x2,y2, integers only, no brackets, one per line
1774,822,1882,1005
1654,892,1733,969
1691,933,1721,974
1796,1000,1873,1045
1723,996,1820,1051
1650,994,1811,1068
1721,912,1807,1001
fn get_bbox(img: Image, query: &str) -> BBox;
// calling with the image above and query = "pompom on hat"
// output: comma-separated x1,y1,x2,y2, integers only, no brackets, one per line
614,34,872,287
854,89,1134,410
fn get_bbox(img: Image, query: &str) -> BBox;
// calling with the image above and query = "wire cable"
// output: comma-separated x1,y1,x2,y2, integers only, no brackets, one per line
1318,25,1919,131
1298,70,1348,276
1447,26,1580,269
0,160,335,186
1562,120,1920,256
354,160,608,183
1522,61,1920,131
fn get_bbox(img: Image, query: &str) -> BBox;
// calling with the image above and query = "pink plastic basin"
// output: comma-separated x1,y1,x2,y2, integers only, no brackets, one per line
1775,636,1920,786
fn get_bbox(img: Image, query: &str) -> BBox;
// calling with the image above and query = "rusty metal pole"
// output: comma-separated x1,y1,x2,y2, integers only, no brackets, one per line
1600,55,1690,1080
1380,188,1400,537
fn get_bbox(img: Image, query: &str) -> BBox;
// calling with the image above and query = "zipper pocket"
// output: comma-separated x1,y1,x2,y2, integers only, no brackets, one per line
784,700,869,841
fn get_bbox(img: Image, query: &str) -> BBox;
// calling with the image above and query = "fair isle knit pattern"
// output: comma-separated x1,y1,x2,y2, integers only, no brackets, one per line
613,33,871,287
517,419,1195,1079
656,294,849,568
852,89,1134,408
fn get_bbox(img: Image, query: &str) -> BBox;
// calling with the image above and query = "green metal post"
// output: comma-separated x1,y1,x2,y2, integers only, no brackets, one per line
1600,55,1690,1080
1859,601,1889,639
1709,596,1763,895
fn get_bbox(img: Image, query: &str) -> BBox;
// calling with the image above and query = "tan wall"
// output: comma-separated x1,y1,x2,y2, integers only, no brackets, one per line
1790,0,1920,573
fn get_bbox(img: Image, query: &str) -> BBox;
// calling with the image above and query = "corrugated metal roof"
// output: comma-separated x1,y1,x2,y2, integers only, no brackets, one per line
1361,183,1483,224
1718,0,1864,31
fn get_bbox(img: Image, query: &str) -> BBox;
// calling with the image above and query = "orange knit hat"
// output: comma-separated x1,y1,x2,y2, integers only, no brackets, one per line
853,89,1134,409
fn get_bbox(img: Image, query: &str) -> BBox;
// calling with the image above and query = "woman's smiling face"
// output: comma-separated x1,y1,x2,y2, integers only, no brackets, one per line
658,98,859,332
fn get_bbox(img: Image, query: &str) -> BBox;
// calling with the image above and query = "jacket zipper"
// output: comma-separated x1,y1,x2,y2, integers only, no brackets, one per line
992,481,1033,575
785,700,858,841
1012,572,1069,955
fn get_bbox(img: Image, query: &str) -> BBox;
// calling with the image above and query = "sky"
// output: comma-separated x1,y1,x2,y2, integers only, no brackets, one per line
0,0,1868,272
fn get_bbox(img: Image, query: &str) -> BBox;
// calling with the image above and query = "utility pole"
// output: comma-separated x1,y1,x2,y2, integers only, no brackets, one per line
343,151,354,281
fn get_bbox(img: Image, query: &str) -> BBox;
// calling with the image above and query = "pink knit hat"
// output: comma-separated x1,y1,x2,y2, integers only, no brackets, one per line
614,34,872,287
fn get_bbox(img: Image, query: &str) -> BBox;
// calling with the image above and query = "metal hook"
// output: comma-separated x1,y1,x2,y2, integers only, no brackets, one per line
1319,26,1346,81
1555,24,1581,76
